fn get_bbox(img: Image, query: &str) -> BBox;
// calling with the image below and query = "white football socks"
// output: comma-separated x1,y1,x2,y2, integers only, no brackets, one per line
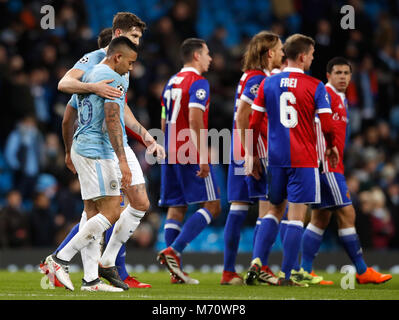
78,211,102,282
100,205,145,267
82,235,102,282
79,211,88,274
57,213,111,262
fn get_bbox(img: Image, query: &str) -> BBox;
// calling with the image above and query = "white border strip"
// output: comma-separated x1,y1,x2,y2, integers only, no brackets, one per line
230,204,249,211
198,208,212,224
164,223,182,231
251,104,266,112
188,102,206,111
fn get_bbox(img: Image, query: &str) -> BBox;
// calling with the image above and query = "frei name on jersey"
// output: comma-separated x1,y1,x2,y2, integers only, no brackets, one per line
280,77,298,88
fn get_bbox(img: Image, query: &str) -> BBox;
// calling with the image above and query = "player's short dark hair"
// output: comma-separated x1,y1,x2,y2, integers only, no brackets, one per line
242,31,280,71
97,27,113,49
180,38,206,64
107,36,138,57
326,56,353,73
283,34,315,61
281,52,287,64
112,12,146,34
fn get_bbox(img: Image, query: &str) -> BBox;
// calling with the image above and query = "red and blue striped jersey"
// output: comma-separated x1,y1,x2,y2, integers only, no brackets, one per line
252,67,332,168
316,83,348,174
231,69,267,161
161,67,210,164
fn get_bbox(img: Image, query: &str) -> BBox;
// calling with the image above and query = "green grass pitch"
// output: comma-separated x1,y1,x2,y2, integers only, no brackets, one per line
0,270,398,300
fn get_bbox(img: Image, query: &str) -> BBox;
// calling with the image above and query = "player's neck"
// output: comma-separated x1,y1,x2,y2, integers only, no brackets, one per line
287,60,304,72
327,82,346,94
102,59,117,73
183,63,202,75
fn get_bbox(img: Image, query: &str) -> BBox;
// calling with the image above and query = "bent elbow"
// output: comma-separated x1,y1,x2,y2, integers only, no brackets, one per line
57,80,65,92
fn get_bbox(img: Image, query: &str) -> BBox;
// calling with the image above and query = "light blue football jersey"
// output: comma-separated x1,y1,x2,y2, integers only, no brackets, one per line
73,48,107,73
71,63,129,159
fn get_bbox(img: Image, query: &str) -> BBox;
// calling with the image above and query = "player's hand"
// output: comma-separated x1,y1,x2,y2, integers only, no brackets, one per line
146,142,166,161
325,146,339,169
92,79,122,100
119,160,132,189
245,154,261,180
65,152,76,174
244,153,253,176
196,163,210,178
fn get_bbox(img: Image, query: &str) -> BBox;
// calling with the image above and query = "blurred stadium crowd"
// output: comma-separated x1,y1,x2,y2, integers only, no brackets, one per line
0,0,399,252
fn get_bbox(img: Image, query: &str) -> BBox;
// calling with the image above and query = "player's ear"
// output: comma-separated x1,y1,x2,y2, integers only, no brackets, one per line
193,50,201,62
114,28,122,37
114,53,122,63
299,52,305,64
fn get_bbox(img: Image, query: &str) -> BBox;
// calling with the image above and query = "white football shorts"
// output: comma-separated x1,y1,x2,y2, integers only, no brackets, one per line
71,148,120,200
113,146,145,187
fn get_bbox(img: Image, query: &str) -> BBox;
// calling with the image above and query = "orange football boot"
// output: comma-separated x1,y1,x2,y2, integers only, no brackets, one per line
356,267,392,284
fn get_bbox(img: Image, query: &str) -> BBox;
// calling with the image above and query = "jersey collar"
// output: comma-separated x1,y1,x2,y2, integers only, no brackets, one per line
283,67,304,73
326,82,346,103
264,69,271,76
180,67,201,75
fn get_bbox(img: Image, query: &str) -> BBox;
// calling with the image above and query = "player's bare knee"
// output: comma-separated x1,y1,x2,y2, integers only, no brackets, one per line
84,200,98,218
310,214,329,230
167,206,187,221
131,197,150,212
125,184,150,211
336,205,356,228
267,202,286,221
204,200,221,218
95,196,121,224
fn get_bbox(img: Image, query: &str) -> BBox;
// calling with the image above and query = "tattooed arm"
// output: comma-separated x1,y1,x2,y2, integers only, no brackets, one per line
104,101,132,188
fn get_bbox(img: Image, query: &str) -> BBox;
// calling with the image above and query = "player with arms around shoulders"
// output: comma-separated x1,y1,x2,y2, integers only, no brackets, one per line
299,57,392,285
41,13,164,289
43,37,137,292
221,31,284,286
245,34,339,286
157,38,221,284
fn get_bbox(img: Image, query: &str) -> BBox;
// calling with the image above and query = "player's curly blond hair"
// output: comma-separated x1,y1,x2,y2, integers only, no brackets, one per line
242,31,280,72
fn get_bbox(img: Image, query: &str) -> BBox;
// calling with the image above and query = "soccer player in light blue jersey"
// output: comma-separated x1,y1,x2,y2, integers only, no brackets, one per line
43,37,138,292
40,13,164,289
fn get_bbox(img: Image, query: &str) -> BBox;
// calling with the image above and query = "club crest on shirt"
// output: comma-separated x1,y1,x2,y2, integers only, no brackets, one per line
79,56,89,64
110,180,118,190
196,88,206,100
250,83,260,96
117,84,124,94
325,93,330,104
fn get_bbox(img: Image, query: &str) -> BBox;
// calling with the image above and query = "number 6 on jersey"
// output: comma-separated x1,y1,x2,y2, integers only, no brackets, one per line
280,91,298,128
